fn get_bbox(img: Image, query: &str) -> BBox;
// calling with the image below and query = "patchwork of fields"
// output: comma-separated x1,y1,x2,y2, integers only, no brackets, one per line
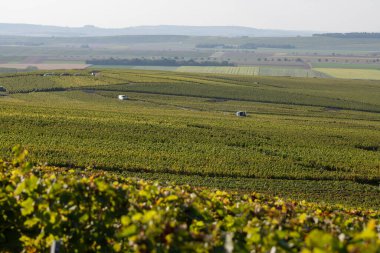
177,66,259,75
5,63,380,81
0,69,379,208
90,66,329,78
176,66,380,80
95,65,380,81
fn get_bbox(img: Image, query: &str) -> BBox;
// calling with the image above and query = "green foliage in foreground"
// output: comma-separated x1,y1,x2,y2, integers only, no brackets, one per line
1,147,379,252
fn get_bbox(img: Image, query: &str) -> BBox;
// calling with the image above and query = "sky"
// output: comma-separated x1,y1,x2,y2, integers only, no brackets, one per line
1,0,379,32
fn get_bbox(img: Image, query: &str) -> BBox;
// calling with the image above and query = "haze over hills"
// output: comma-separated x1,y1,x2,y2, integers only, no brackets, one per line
0,23,314,37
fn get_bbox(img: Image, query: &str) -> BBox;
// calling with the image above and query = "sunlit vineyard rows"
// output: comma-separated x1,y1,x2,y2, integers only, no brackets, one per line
1,69,380,111
1,148,379,252
0,69,379,209
0,72,121,93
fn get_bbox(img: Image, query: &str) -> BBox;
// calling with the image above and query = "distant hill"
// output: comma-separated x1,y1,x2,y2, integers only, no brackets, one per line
0,23,313,37
313,33,380,38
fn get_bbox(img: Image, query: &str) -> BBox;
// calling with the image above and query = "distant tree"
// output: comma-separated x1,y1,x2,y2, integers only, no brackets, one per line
196,43,227,48
239,43,295,49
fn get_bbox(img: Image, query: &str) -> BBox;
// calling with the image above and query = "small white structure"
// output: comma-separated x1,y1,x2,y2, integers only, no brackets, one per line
118,95,128,100
90,71,101,77
236,111,247,117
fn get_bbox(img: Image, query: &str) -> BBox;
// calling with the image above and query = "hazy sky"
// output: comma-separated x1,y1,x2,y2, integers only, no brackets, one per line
1,0,379,32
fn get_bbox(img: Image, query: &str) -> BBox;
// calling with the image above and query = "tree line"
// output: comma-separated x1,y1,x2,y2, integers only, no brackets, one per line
196,43,295,49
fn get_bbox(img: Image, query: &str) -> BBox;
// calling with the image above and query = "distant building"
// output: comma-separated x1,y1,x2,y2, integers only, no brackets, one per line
118,95,128,100
236,111,247,117
0,86,6,92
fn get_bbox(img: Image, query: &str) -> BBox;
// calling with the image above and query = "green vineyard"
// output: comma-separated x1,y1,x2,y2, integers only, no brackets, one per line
0,69,380,251
1,147,379,252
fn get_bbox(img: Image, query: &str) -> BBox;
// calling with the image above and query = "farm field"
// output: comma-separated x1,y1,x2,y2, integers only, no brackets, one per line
176,66,327,78
177,66,259,75
0,69,379,210
314,68,380,80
